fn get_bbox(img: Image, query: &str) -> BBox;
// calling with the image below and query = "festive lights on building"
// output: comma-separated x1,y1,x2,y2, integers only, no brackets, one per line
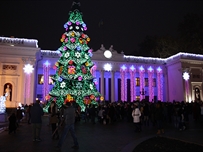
183,72,190,81
103,63,112,71
120,65,127,101
23,64,34,74
183,72,190,102
139,66,145,101
148,66,154,102
43,61,50,101
23,64,34,99
156,67,163,101
129,66,136,102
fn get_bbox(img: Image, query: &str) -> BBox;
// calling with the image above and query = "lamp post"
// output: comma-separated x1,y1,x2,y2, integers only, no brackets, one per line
140,88,146,100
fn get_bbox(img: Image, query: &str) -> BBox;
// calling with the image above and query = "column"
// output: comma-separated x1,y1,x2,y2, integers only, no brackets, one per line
22,57,35,105
148,66,154,102
129,66,136,102
157,67,163,101
105,72,109,101
43,61,50,101
111,71,115,102
120,66,127,102
139,66,145,101
100,70,104,98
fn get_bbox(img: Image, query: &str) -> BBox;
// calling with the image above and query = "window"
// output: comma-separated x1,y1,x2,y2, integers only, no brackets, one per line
145,78,148,87
38,74,54,85
136,77,140,86
136,96,140,101
153,78,156,87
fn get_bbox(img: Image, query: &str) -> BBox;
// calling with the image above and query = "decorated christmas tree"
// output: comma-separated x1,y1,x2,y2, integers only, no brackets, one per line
44,0,100,112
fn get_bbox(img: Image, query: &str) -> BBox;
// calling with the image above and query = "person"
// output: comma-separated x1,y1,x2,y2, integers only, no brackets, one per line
16,106,23,126
30,99,44,142
56,102,79,150
50,101,59,140
27,105,32,124
155,101,164,134
5,84,11,101
8,113,17,134
132,103,142,132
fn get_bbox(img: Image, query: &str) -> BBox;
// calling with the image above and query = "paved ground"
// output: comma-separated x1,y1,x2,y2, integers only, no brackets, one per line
0,114,203,152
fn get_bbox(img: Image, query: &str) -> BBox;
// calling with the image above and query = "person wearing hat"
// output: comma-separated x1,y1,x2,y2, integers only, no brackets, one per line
56,101,79,150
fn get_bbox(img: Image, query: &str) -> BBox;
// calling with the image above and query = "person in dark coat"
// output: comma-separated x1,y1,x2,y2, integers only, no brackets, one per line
30,100,44,141
155,102,164,134
8,113,17,134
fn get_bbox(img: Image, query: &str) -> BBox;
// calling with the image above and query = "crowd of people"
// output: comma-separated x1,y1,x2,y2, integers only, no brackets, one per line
7,99,203,150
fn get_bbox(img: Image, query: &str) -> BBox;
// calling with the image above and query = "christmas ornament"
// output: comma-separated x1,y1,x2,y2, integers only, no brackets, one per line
68,66,76,74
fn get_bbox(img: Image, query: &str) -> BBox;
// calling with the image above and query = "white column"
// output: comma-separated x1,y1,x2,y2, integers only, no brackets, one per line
111,71,115,102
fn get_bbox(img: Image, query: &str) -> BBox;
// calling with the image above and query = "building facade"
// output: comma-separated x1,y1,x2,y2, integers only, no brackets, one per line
0,36,203,107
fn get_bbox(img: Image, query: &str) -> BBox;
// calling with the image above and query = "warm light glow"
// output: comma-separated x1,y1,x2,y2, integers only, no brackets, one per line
23,64,34,74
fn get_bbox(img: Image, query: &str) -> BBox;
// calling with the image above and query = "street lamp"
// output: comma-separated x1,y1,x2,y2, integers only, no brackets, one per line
140,88,146,99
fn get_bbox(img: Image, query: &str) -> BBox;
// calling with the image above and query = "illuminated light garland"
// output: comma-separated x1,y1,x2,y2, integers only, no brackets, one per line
148,66,154,102
0,36,38,48
139,66,145,101
0,95,6,114
183,72,190,102
25,74,31,98
23,64,34,99
43,61,50,101
120,65,127,101
129,66,136,102
157,67,163,101
124,52,203,64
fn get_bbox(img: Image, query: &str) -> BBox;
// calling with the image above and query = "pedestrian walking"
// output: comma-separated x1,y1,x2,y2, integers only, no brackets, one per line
30,99,44,142
56,101,79,150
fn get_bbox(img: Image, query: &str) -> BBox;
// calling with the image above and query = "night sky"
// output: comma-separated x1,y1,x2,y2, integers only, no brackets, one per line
0,0,203,55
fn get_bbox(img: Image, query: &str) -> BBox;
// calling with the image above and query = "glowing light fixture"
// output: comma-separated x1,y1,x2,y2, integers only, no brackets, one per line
44,60,50,67
157,67,162,73
183,72,190,81
130,65,135,71
23,64,34,74
104,50,112,58
121,65,127,71
103,63,112,71
139,66,144,71
148,66,153,72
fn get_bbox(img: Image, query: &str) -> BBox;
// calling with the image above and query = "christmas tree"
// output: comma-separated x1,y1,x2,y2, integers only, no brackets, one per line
44,0,100,112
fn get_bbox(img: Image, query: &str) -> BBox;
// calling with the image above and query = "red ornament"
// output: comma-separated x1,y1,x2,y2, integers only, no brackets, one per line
81,34,86,38
90,95,95,100
69,60,73,65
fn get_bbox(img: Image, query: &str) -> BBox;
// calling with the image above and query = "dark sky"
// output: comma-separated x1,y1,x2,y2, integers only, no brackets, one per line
0,0,203,55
